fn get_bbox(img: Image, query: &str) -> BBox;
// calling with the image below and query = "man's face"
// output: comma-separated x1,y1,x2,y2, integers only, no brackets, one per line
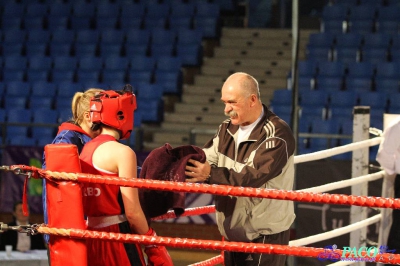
13,204,29,223
221,85,251,126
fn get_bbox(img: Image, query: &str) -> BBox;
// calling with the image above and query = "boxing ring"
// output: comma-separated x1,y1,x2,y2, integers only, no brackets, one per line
0,106,399,266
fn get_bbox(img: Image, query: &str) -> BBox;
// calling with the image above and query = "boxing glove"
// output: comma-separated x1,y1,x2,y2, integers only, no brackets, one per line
144,228,173,266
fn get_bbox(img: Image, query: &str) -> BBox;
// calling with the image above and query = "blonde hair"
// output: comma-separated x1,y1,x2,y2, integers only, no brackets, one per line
71,88,103,125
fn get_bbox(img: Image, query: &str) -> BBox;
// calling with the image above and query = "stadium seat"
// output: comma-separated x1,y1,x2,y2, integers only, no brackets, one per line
345,61,376,79
345,77,373,92
358,91,389,109
299,90,329,107
6,81,30,97
317,61,346,78
360,47,389,63
28,96,54,110
31,81,58,97
328,90,359,107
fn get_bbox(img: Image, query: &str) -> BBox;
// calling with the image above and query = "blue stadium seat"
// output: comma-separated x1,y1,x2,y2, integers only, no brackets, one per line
317,61,346,78
56,82,83,99
95,2,120,18
6,108,32,138
100,29,125,44
136,83,163,100
119,16,143,30
335,33,363,49
72,2,96,18
120,2,145,18
78,57,104,72
321,20,345,34
6,81,30,97
127,71,154,84
375,62,400,79
1,17,22,29
48,43,72,57
7,136,37,147
22,17,45,30
345,77,373,92
44,15,69,32
94,17,119,30
306,47,332,61
31,81,58,97
4,96,28,110
321,4,349,22
73,43,98,57
270,89,293,105
346,61,375,79
3,3,25,18
297,60,318,79
347,4,378,21
169,17,193,31
52,56,78,71
103,56,129,71
362,33,392,49
28,96,54,110
176,44,203,66
146,2,171,18
329,90,359,107
346,19,374,34
25,69,49,82
374,78,400,94
154,70,182,94
360,47,389,63
48,2,72,17
28,56,52,71
130,55,156,72
25,3,49,18
307,32,335,50
310,118,340,134
3,56,28,70
25,43,48,57
143,17,167,30
194,17,221,39
299,90,329,107
358,91,389,109
99,43,123,57
1,43,23,56
75,70,101,84
332,47,360,63
76,29,100,44
51,29,75,44
315,76,345,92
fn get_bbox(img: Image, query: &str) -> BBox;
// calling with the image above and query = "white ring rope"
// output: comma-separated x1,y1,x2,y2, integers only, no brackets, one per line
289,213,382,247
294,137,382,164
298,170,385,193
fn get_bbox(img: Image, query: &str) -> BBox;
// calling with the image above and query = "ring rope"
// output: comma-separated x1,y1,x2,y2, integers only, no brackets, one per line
38,170,400,209
151,205,216,221
298,170,384,193
289,213,381,247
294,137,382,164
35,225,400,264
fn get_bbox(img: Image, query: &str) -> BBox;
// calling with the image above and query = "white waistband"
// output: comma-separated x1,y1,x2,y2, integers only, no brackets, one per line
87,214,127,229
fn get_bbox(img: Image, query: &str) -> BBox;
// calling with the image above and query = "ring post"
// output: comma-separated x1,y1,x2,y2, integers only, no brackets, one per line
45,144,87,266
350,106,370,266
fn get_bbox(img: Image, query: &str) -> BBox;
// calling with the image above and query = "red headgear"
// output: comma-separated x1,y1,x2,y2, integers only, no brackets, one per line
89,84,137,140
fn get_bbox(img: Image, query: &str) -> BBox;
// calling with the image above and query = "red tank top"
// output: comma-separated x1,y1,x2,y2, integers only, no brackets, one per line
80,134,123,217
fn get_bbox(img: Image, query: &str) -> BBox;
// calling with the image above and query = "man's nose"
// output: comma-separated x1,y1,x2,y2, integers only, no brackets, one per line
224,104,232,113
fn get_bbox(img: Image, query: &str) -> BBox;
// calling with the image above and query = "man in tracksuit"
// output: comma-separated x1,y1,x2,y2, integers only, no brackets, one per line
185,72,296,266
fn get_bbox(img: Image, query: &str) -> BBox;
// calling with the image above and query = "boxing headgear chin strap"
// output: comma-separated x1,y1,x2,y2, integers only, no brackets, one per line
90,84,137,140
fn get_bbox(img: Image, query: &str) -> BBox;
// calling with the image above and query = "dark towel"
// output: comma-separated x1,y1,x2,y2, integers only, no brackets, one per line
139,143,206,221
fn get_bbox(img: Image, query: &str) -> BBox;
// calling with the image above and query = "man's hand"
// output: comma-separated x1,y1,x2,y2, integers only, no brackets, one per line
185,159,211,183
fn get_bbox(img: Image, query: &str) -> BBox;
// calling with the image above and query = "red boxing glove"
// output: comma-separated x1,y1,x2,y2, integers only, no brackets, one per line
144,228,173,266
